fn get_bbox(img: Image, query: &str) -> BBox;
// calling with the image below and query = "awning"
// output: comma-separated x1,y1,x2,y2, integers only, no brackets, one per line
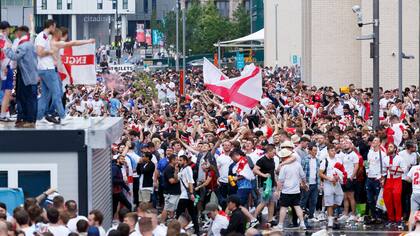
214,28,264,48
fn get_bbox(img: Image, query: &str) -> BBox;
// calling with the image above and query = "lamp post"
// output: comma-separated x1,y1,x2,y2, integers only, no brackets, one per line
182,0,186,95
398,0,403,99
175,0,179,72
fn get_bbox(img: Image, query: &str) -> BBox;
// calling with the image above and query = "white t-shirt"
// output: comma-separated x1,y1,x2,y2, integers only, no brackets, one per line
379,98,392,116
178,165,194,199
278,160,305,194
210,214,229,236
407,165,420,194
366,149,387,179
399,150,418,180
152,224,167,236
156,84,167,99
98,226,106,236
22,226,35,236
309,158,317,185
48,224,71,236
67,215,89,232
392,123,404,147
337,151,359,178
216,154,233,183
91,100,104,116
320,156,343,178
247,150,262,167
166,82,176,98
35,31,55,70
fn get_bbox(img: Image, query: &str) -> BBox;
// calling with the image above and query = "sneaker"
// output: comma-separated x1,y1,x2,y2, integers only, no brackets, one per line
397,221,405,230
249,219,259,228
338,215,348,221
347,215,357,222
60,116,73,125
327,217,334,228
317,212,327,221
0,117,12,122
299,222,307,230
308,218,319,223
268,220,278,227
45,115,60,124
273,224,283,231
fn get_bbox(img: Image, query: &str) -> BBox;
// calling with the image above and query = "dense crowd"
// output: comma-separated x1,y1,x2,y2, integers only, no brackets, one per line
3,18,420,236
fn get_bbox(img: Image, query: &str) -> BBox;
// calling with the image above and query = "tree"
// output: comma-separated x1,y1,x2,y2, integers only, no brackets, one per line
232,4,251,38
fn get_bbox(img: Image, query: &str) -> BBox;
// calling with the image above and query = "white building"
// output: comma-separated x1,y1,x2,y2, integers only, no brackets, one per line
265,0,420,90
35,0,135,45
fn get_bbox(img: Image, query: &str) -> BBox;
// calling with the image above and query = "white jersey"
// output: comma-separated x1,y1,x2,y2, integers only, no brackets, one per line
399,150,418,180
210,214,229,236
337,151,359,178
407,165,420,194
216,153,232,184
366,149,387,179
382,155,405,179
156,83,167,100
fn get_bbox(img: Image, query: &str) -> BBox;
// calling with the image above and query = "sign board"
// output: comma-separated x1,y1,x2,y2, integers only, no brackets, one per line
236,52,245,70
109,64,135,73
152,30,163,46
290,54,301,65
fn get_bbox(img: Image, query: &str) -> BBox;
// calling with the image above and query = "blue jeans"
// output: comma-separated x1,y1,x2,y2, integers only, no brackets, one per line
366,178,381,218
301,184,318,218
37,69,65,120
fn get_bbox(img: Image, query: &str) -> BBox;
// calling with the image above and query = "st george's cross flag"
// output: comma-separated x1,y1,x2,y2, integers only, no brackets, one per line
203,57,228,85
58,43,96,85
204,61,262,112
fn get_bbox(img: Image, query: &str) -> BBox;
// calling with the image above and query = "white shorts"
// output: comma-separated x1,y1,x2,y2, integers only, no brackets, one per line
164,194,180,211
323,182,344,207
139,190,152,203
411,193,420,212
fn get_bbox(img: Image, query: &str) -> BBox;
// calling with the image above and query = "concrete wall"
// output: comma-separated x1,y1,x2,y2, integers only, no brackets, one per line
310,0,362,89
361,0,419,89
265,0,420,90
264,0,302,67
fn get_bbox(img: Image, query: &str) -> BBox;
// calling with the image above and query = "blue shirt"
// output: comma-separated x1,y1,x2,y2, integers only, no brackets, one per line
109,98,121,117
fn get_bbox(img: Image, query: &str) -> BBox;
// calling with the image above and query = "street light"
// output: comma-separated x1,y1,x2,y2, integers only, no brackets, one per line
352,1,380,130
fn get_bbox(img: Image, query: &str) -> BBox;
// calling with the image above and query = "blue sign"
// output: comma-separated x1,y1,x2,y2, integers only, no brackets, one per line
236,52,245,69
152,30,163,46
291,54,300,65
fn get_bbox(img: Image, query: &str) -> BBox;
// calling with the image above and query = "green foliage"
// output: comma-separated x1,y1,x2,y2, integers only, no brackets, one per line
160,2,251,54
132,73,157,101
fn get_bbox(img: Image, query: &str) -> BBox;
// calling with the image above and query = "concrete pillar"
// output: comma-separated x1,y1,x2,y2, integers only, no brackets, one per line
71,14,77,40
48,14,53,19
83,21,89,39
121,15,127,41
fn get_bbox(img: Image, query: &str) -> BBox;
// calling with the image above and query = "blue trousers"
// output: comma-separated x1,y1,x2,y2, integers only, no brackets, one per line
301,184,318,218
366,178,381,218
37,69,65,120
16,68,37,123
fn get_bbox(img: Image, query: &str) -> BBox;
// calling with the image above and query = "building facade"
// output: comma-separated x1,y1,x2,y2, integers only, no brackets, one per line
265,0,419,90
1,0,34,27
34,0,135,45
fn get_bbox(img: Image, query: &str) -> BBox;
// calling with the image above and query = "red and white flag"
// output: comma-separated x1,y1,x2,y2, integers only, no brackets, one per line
58,43,96,85
204,62,262,112
203,57,228,85
233,156,255,181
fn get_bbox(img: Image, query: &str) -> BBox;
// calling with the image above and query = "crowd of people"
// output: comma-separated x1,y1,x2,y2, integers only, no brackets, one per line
3,18,420,236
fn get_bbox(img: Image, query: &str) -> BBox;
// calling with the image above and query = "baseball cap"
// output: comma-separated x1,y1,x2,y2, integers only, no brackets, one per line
203,202,218,214
0,21,10,30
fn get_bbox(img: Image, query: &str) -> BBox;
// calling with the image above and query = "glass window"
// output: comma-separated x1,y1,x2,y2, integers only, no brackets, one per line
97,0,103,9
0,171,7,188
41,0,47,9
123,0,128,9
152,0,156,12
57,0,62,9
143,0,148,13
67,0,72,9
18,171,50,198
112,0,116,9
216,0,229,18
